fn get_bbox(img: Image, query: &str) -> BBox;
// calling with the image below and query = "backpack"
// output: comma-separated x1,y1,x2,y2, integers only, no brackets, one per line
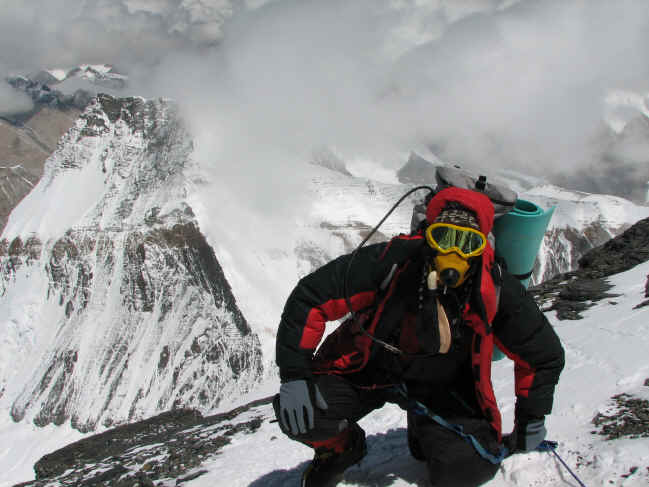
410,165,518,235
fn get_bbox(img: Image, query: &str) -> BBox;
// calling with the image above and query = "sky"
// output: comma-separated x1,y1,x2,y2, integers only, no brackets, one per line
1,0,649,204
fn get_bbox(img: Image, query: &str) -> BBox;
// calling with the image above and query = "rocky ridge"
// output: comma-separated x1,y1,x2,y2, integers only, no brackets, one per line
13,397,273,487
530,216,649,320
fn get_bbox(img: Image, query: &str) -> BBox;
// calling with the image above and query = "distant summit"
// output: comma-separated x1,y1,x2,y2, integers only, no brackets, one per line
396,152,439,185
6,64,127,118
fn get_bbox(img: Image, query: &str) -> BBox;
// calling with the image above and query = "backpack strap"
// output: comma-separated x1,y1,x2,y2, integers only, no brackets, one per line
491,260,503,314
380,263,398,291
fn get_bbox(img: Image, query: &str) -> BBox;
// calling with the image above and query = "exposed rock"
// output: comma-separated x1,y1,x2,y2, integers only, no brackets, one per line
6,76,93,113
578,217,649,278
530,217,649,320
591,393,649,440
17,397,272,487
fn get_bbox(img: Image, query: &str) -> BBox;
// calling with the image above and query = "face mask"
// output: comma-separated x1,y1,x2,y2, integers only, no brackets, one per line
425,223,485,288
433,252,472,288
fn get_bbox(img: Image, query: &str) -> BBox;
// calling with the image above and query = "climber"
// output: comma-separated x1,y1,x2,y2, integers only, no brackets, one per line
273,186,565,487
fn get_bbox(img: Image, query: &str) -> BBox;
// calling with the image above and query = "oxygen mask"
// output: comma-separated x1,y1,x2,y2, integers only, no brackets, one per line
425,222,486,288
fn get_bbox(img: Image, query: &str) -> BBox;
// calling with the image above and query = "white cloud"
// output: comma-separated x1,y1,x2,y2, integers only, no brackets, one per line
0,81,34,117
2,0,648,202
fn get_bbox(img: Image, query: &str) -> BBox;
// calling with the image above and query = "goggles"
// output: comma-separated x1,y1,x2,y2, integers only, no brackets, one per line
425,222,487,259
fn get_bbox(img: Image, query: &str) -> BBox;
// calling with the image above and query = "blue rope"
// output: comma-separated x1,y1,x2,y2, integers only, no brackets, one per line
395,384,588,486
409,400,508,464
392,384,507,465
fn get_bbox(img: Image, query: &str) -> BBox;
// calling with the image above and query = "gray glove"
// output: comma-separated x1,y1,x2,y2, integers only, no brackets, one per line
516,418,547,452
278,379,328,435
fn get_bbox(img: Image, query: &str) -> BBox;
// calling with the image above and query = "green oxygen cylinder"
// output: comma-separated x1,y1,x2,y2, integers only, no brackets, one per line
491,199,555,361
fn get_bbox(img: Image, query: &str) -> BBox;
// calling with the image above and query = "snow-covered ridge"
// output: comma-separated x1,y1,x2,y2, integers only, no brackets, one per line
38,64,128,92
0,94,263,432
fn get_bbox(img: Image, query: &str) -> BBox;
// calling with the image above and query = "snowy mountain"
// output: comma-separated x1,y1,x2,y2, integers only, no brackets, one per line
0,66,110,234
37,64,128,92
0,94,263,433
9,216,649,487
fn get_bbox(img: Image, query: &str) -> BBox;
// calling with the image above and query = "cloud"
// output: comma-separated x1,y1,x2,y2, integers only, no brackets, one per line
389,0,649,177
141,0,649,207
138,0,516,216
0,80,34,116
0,1,237,75
2,0,648,204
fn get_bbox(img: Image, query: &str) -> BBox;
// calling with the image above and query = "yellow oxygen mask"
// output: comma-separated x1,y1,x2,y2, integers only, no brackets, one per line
425,222,486,288
433,252,471,288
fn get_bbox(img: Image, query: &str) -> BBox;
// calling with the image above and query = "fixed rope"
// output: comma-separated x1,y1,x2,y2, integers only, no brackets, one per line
397,384,588,485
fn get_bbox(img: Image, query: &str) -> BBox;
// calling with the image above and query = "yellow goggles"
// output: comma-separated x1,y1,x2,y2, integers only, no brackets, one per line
425,223,487,259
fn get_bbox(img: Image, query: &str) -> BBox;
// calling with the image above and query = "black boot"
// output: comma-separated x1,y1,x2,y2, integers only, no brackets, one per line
301,424,367,487
407,411,426,461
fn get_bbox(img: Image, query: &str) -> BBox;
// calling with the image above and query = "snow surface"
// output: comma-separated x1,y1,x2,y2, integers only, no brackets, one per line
524,184,649,234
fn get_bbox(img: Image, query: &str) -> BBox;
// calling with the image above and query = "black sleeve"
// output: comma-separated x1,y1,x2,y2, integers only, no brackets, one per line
276,236,425,382
492,270,565,420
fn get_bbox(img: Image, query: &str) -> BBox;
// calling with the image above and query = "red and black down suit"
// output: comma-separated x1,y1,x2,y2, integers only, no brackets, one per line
274,187,565,485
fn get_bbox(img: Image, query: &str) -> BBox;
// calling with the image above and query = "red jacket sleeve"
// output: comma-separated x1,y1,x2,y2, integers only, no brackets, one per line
276,236,425,382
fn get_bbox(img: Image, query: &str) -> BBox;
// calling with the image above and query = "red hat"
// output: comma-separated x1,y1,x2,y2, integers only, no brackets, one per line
426,187,495,235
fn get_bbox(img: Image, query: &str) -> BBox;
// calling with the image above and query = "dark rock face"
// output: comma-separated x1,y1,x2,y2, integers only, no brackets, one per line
530,216,649,320
578,217,649,278
15,397,273,487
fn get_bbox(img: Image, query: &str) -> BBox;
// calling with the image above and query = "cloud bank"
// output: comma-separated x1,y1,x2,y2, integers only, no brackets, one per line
2,0,648,204
0,81,34,117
